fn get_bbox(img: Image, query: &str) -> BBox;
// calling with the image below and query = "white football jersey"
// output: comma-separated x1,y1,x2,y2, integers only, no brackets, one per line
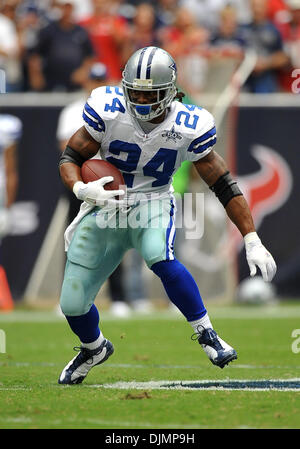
0,114,22,207
82,86,217,196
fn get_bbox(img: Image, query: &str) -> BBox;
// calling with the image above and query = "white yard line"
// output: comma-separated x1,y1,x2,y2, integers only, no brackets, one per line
0,415,206,429
1,378,300,393
0,386,32,391
0,416,32,423
90,378,300,392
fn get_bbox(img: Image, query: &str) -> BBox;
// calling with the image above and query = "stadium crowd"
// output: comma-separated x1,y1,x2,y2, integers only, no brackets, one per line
0,0,299,95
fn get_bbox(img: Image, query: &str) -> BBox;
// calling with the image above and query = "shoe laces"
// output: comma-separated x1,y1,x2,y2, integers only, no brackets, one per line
191,325,205,342
191,326,224,350
72,346,96,366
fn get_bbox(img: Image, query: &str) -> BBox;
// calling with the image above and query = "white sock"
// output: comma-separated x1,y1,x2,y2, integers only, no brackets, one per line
81,332,105,350
189,313,213,334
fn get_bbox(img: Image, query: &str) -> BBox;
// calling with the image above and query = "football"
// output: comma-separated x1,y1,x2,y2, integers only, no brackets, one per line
81,159,125,195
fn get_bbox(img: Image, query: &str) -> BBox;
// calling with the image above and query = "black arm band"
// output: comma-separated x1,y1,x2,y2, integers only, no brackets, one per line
59,145,87,168
209,171,243,208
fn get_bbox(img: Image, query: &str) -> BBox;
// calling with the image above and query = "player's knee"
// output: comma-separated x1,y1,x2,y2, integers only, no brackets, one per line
143,253,165,269
140,237,165,268
60,276,90,316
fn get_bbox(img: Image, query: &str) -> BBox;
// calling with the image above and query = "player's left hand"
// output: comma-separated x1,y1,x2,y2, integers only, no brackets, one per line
244,232,277,282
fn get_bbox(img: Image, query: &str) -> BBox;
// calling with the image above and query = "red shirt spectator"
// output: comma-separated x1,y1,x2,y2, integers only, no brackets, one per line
80,0,130,82
158,6,209,58
276,0,300,91
268,0,289,22
158,7,210,95
127,3,159,52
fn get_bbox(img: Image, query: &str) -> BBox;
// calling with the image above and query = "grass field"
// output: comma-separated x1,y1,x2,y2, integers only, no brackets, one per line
1,303,300,430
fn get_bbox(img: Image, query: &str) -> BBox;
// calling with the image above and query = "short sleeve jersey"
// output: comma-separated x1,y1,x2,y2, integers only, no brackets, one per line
82,86,217,195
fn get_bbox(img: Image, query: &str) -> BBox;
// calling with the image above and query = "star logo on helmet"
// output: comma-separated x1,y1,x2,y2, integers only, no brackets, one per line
169,62,177,72
162,126,182,143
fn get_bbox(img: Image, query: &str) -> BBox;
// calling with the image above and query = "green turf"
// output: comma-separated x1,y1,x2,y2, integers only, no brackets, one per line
0,304,300,429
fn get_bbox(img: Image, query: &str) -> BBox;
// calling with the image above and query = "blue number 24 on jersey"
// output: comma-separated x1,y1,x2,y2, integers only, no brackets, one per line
82,86,217,194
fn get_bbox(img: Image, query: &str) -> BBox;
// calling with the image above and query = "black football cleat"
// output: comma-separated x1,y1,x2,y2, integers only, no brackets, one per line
192,327,237,369
58,339,114,384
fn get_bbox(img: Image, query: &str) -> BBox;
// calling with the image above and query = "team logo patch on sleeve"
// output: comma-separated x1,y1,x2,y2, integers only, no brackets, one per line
162,126,182,143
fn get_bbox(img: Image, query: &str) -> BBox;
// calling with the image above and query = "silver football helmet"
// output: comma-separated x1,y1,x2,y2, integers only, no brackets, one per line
122,46,177,121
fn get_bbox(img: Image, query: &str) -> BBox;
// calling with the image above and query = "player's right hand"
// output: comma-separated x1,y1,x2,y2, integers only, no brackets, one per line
73,178,125,207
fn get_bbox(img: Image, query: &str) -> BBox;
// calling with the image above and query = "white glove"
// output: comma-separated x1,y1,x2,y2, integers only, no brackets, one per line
0,208,10,239
73,177,125,207
244,232,277,282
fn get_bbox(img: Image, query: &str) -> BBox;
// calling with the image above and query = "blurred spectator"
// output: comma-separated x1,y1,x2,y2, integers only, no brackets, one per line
17,5,48,91
178,0,228,31
111,0,137,22
267,0,290,26
242,0,289,93
179,0,251,31
0,113,21,223
210,4,247,58
57,0,93,21
0,112,21,311
277,0,300,91
0,113,21,269
158,7,210,57
80,0,131,82
158,7,210,95
232,0,253,25
0,0,22,92
284,0,300,63
27,0,95,92
127,2,159,51
155,0,178,28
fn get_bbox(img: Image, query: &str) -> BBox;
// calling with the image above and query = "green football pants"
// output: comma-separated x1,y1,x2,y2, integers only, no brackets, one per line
60,197,176,316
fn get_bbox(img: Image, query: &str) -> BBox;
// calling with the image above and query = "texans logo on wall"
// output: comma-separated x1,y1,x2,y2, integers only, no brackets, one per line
231,145,293,250
235,105,299,297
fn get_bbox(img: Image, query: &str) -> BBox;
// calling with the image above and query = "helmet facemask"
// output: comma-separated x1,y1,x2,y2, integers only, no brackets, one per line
122,79,177,121
121,47,178,121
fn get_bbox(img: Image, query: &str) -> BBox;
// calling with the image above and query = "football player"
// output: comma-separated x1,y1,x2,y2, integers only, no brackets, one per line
0,114,21,241
58,46,276,384
0,113,21,310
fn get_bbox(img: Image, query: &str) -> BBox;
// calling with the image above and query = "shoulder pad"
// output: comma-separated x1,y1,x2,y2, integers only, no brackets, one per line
171,103,217,158
87,85,126,119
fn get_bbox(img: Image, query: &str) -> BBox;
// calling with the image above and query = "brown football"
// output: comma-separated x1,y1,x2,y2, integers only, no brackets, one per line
81,159,125,195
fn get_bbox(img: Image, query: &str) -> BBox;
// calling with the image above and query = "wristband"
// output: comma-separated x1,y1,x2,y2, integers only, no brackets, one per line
244,232,261,245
